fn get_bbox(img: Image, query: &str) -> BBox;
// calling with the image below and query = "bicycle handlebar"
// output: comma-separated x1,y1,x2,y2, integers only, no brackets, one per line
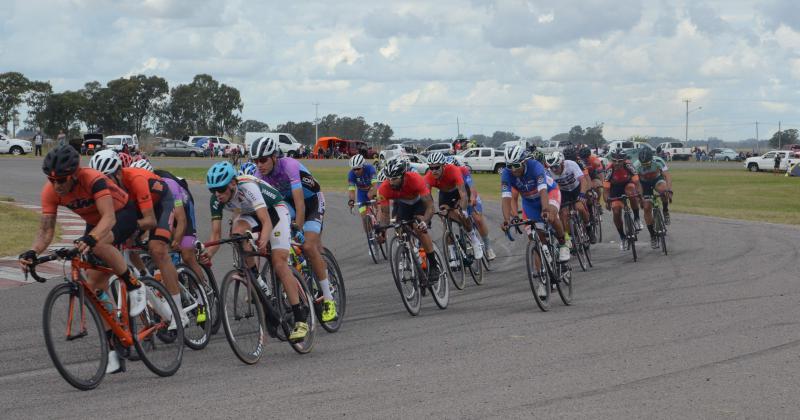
25,247,80,283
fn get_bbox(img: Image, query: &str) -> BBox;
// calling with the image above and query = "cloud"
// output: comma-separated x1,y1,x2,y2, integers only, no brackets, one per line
363,9,433,39
520,95,562,113
676,87,710,102
760,101,789,112
389,82,450,112
312,32,363,73
379,37,400,60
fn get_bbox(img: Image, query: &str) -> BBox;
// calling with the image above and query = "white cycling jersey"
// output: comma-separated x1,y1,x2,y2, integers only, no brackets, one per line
549,160,584,192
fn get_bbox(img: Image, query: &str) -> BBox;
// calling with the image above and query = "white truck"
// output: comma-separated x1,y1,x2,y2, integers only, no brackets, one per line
459,147,506,173
744,150,799,172
0,133,33,155
244,132,302,157
657,141,693,161
539,140,573,154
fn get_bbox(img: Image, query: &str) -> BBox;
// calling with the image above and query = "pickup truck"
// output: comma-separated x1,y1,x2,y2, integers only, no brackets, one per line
744,150,799,172
459,147,506,173
0,133,33,155
539,140,573,154
657,141,693,161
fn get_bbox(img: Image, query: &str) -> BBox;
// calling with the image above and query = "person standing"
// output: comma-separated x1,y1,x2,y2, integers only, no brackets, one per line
33,129,44,156
56,130,66,147
774,153,781,175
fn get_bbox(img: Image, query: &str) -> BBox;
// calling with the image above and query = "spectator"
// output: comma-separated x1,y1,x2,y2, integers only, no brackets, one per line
56,130,66,147
774,153,781,175
206,139,214,158
33,129,44,156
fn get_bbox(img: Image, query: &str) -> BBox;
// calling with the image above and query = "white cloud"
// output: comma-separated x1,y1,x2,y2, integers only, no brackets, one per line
379,37,400,60
700,55,736,77
389,82,450,112
791,59,800,79
676,87,710,102
312,32,363,73
760,101,789,112
521,95,562,113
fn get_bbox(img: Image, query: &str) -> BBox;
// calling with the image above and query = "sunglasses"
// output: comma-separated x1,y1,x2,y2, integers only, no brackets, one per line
429,165,442,171
353,167,363,171
255,157,271,164
508,163,524,170
209,185,228,194
389,176,403,181
48,176,70,184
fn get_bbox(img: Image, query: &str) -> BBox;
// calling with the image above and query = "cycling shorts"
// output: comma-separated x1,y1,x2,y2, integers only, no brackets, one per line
560,187,582,206
356,189,370,214
608,182,637,200
521,189,561,222
235,203,291,251
148,187,175,243
287,192,325,234
438,189,461,210
395,199,426,222
179,234,197,250
640,177,666,197
84,202,138,246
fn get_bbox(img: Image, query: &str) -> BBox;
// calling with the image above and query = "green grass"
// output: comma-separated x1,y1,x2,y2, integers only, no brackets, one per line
164,161,800,225
0,202,61,255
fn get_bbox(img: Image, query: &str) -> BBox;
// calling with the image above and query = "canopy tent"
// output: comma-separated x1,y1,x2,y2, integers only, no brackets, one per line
312,137,371,158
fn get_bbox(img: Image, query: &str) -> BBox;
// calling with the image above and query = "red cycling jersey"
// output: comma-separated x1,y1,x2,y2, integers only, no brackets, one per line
41,168,129,225
423,164,463,193
377,171,429,206
119,167,166,211
603,160,639,189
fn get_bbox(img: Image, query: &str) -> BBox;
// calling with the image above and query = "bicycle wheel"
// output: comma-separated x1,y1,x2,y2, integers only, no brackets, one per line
377,222,388,260
556,263,573,305
427,247,449,309
364,216,380,264
132,277,184,377
623,211,638,262
199,263,222,335
655,209,668,256
176,264,211,350
594,207,603,243
42,283,108,391
387,236,399,279
392,244,421,316
569,215,588,272
316,248,346,333
275,269,316,354
525,239,551,311
219,269,267,365
442,226,466,290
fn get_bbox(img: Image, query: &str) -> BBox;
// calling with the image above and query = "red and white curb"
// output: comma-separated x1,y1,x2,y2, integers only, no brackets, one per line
0,202,83,289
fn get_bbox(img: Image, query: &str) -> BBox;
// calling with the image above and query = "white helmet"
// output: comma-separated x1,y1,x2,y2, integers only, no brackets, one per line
376,167,387,182
130,159,154,172
545,151,564,168
350,154,365,168
89,149,121,175
250,136,279,158
427,152,447,165
504,145,527,165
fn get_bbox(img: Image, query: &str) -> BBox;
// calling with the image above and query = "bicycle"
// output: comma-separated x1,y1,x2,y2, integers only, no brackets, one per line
644,193,668,255
29,247,184,390
610,195,639,262
506,218,573,310
353,199,387,264
565,200,592,271
200,232,315,365
380,220,449,316
437,208,483,289
587,189,603,243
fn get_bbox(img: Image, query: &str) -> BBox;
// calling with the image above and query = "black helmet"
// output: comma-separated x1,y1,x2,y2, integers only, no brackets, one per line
579,147,591,160
610,148,627,161
639,148,654,163
42,145,80,177
562,146,577,161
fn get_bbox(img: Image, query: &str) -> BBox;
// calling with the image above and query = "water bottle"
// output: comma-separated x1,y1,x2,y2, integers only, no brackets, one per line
256,275,271,297
418,248,428,271
96,289,115,315
542,246,553,265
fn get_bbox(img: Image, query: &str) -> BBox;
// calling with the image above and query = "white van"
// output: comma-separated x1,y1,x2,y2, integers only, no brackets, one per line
103,135,138,153
245,132,302,157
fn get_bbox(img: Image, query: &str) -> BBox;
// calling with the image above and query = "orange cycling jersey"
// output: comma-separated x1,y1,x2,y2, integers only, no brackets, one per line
119,167,166,211
584,155,605,178
41,168,129,225
377,171,429,206
423,164,463,193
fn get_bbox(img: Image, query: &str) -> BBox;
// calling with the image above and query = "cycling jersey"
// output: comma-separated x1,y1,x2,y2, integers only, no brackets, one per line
579,155,605,179
500,159,557,201
459,165,483,215
604,160,639,186
258,157,320,203
41,168,129,225
348,164,377,191
377,171,429,206
634,157,668,182
119,167,167,211
549,160,584,192
424,164,463,193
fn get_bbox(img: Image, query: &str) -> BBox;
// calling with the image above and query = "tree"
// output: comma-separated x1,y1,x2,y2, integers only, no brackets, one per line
24,81,54,131
583,124,606,148
769,128,798,148
78,81,104,132
238,119,270,137
568,125,585,144
550,132,569,142
365,122,393,145
37,91,85,136
277,121,315,144
160,74,243,138
0,72,32,133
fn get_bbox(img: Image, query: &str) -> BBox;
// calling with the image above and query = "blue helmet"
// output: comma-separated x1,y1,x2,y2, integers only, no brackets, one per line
239,161,257,176
206,161,236,189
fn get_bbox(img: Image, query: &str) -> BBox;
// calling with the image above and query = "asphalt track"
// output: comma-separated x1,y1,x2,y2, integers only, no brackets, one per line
0,157,798,419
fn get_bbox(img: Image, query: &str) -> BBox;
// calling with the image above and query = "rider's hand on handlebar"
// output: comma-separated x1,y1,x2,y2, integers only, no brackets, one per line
75,234,97,255
414,217,428,232
347,199,355,208
18,249,36,272
501,220,510,232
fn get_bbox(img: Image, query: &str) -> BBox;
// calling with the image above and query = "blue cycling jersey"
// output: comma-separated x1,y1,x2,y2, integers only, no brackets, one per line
500,159,556,200
348,164,377,191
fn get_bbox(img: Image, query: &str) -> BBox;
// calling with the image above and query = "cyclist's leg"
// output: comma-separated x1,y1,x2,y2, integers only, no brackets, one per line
269,207,303,322
641,181,655,236
147,194,179,296
522,199,545,271
626,182,640,220
470,197,493,257
357,190,371,234
608,184,626,241
301,194,332,302
90,203,141,288
231,215,260,277
179,235,206,285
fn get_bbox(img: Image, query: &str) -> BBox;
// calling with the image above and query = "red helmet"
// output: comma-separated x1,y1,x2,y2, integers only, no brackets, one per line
118,152,133,168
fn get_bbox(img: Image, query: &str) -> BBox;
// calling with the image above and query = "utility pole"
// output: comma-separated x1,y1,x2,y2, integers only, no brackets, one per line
456,117,461,137
684,99,690,144
778,121,782,150
755,121,759,153
313,102,319,145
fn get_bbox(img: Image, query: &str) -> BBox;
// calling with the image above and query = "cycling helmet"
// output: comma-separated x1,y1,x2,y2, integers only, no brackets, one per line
118,152,133,168
578,147,591,160
385,158,407,178
427,152,446,165
504,145,527,165
130,159,153,172
89,149,122,175
562,146,577,162
610,148,628,161
206,161,237,189
239,161,257,176
42,145,80,177
445,155,462,167
349,154,365,169
376,167,387,182
532,150,545,164
639,147,654,164
250,136,278,158
545,151,564,168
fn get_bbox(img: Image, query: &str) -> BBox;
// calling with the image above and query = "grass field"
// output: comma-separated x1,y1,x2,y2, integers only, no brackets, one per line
0,202,61,255
165,161,800,226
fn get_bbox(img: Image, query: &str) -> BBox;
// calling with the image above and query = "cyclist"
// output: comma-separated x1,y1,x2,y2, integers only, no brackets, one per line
239,161,258,177
577,147,605,238
202,161,310,340
500,145,569,265
545,151,593,244
603,149,643,251
376,158,440,279
446,155,495,260
346,154,379,236
250,137,337,323
635,148,673,248
20,146,145,374
89,150,186,329
424,152,484,260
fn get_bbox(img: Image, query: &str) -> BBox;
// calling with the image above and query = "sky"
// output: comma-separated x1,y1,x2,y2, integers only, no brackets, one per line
1,0,799,142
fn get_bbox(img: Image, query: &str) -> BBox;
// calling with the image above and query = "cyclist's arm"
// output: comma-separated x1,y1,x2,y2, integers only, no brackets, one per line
291,187,305,228
89,195,117,243
579,173,590,195
137,207,157,231
457,182,469,210
347,185,356,204
663,169,672,191
31,214,56,254
501,197,514,224
378,202,390,225
421,193,434,223
254,207,273,250
206,219,222,259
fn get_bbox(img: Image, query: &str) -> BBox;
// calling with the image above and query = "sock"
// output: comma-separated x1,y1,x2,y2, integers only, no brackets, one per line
617,227,625,240
647,224,655,236
633,208,640,220
171,293,183,313
292,304,307,323
319,278,333,300
119,269,141,289
482,235,491,250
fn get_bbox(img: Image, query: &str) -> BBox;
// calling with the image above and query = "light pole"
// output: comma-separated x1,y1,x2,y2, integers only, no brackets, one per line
684,100,702,146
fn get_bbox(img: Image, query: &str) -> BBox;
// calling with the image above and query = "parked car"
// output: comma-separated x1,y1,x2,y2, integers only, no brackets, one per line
185,136,244,156
379,144,406,161
459,147,506,173
421,142,453,157
603,148,641,163
103,135,138,153
405,154,429,174
81,133,104,155
709,148,740,161
152,140,205,157
0,133,33,155
244,132,302,157
744,150,799,172
539,140,573,154
657,141,693,161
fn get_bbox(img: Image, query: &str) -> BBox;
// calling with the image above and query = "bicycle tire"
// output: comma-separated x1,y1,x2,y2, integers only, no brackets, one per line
570,216,588,272
132,277,184,377
199,263,222,335
427,247,449,309
392,244,421,316
220,269,267,365
275,268,316,354
315,248,346,333
525,239,551,312
176,264,211,350
364,216,380,264
624,210,638,262
655,208,668,256
442,224,466,290
42,283,108,390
